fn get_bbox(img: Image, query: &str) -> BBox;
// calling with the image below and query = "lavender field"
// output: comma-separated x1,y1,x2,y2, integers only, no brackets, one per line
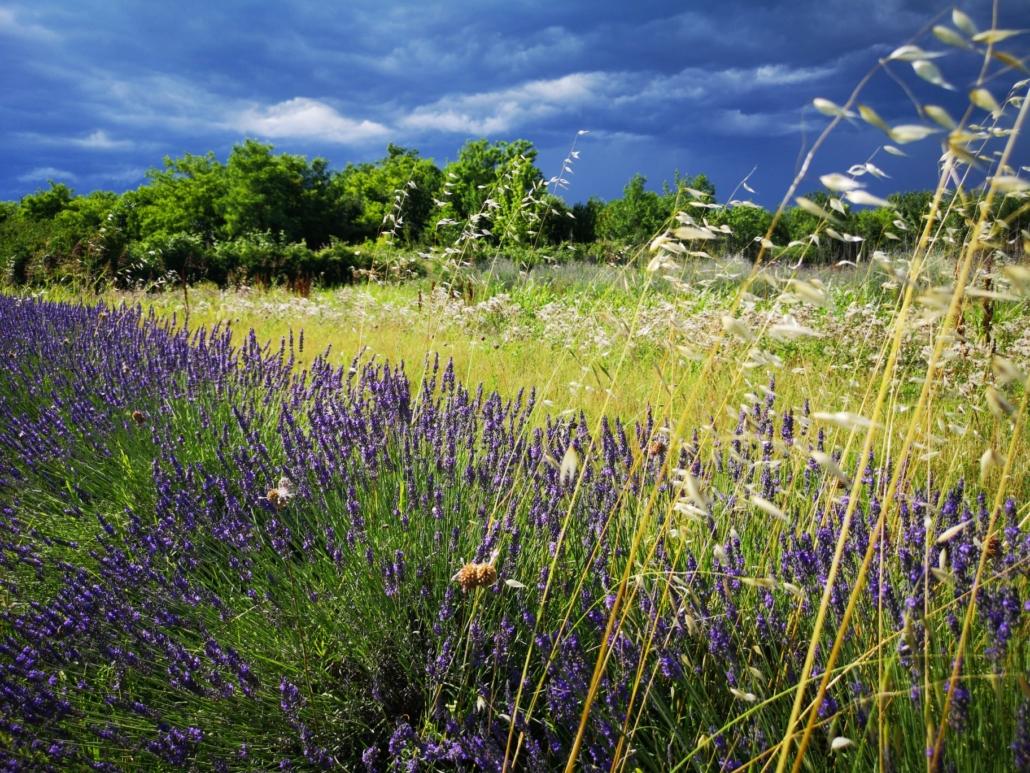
0,285,1026,770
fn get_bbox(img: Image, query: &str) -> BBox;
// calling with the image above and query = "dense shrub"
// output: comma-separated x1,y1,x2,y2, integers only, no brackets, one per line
310,239,364,284
135,231,212,283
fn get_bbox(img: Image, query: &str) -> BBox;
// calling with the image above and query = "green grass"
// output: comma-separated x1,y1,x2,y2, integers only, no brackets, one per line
29,253,1028,491
3,244,1028,770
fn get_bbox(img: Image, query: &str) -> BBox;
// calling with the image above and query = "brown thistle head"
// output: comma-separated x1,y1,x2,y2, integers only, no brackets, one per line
266,477,294,510
981,535,1001,561
452,550,500,592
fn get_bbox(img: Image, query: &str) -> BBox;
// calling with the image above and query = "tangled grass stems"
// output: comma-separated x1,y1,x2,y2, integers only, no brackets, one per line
502,244,667,772
579,59,906,773
784,71,1030,773
931,368,1029,769
476,8,1030,772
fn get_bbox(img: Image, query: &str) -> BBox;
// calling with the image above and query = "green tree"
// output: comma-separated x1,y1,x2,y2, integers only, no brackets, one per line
335,145,443,243
222,140,344,246
677,172,716,201
781,191,838,263
888,190,935,235
0,184,131,284
134,153,227,243
0,204,49,284
570,197,604,243
596,174,669,244
725,204,774,258
136,151,228,242
20,182,74,221
51,191,128,280
491,149,547,247
429,138,547,251
851,207,896,252
438,139,538,222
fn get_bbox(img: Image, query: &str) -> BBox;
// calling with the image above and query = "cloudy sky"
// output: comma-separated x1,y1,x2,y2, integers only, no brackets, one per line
1,0,1027,207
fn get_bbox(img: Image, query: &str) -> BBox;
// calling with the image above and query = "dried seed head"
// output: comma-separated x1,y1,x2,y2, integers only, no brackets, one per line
475,563,497,586
264,477,295,510
981,535,1001,561
452,561,498,592
559,444,580,485
831,736,854,752
266,484,294,510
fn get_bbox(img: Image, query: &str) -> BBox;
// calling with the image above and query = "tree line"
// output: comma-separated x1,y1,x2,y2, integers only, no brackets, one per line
0,138,1019,289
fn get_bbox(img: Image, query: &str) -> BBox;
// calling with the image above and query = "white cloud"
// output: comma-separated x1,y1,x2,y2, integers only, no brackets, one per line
357,37,473,78
233,97,389,144
73,70,390,146
588,129,653,143
93,167,146,184
0,7,58,41
614,62,837,107
17,129,141,152
395,60,837,137
710,108,804,137
482,26,586,74
749,63,837,86
63,70,237,134
399,72,612,134
17,166,77,183
69,129,135,150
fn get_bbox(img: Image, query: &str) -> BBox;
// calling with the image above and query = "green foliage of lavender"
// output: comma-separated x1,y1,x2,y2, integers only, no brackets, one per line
0,296,1026,770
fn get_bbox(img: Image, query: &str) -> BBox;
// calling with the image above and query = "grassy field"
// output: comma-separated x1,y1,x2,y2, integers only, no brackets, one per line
40,253,1030,484
38,256,1019,403
3,247,1027,769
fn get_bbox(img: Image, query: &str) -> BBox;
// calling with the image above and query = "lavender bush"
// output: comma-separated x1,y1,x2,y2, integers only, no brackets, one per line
0,295,1026,771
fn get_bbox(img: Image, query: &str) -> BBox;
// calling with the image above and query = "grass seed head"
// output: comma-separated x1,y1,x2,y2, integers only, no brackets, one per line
831,736,854,752
979,535,1002,561
559,444,580,485
266,478,295,509
453,561,498,592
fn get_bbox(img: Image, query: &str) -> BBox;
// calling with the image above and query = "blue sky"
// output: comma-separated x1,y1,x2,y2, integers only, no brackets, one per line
1,1,1027,207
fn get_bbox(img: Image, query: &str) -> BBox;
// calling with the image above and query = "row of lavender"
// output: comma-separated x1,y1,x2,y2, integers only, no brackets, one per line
0,295,1026,770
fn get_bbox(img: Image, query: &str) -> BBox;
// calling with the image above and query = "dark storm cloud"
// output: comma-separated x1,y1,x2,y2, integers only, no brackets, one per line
0,0,1026,205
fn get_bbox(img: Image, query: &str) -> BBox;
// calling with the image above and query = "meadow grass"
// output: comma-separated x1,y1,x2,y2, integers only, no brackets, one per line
37,250,1025,441
7,246,1026,770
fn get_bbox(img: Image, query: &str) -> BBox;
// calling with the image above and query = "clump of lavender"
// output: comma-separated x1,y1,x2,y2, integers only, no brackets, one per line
0,296,1025,771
